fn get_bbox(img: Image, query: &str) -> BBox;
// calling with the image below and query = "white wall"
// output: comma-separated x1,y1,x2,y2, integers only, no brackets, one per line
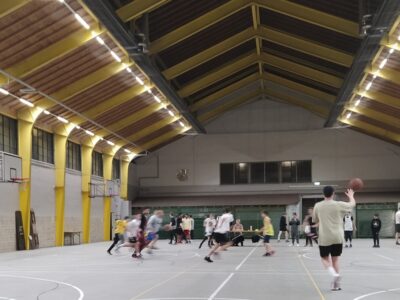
134,100,400,197
65,171,82,233
0,182,19,252
30,162,56,248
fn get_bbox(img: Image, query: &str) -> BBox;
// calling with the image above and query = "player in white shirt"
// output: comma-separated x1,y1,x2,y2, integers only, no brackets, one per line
199,214,216,249
115,214,141,257
395,208,400,245
343,212,356,248
205,209,234,263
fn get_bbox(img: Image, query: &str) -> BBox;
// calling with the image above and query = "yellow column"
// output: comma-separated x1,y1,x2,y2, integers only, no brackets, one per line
54,124,74,246
17,107,42,249
81,144,93,244
120,159,130,200
102,153,113,241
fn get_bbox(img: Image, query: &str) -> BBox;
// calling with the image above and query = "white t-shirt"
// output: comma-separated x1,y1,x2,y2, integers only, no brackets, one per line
126,220,140,238
204,218,216,234
214,213,234,234
343,215,354,231
146,215,162,233
396,211,400,224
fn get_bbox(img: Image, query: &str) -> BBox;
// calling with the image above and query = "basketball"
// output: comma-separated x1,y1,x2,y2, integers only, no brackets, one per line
348,178,364,191
163,224,172,231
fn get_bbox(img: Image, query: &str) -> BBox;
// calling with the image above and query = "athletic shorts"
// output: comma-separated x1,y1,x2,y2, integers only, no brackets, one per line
214,232,229,244
146,232,158,241
263,235,271,243
279,227,287,232
396,224,400,233
183,230,190,236
128,237,137,243
319,244,343,257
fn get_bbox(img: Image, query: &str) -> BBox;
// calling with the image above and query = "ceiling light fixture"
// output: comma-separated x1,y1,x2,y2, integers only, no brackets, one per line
85,130,94,136
389,48,395,54
346,112,352,119
43,110,50,115
110,50,121,62
74,14,90,30
179,121,185,127
57,116,69,124
107,140,115,146
365,82,372,91
0,88,9,95
124,149,131,153
355,99,361,107
379,58,388,69
135,76,144,85
154,96,161,103
168,110,175,117
95,36,105,45
19,98,34,107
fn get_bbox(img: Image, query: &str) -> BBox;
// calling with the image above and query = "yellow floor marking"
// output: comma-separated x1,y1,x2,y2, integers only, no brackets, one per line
298,255,326,300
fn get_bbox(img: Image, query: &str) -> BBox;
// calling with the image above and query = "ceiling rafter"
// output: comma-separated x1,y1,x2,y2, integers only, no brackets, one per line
255,0,359,37
0,0,30,18
149,0,251,53
116,0,171,23
345,105,400,129
124,116,178,143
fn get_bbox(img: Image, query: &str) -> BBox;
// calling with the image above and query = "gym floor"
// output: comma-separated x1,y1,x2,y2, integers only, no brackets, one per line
0,239,399,300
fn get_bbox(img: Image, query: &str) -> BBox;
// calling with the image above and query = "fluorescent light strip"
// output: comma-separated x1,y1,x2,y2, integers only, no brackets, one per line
74,13,90,30
19,98,34,107
107,140,115,146
126,67,132,73
135,76,144,85
346,112,352,119
168,110,175,117
95,36,105,45
389,48,395,54
124,149,131,153
75,125,81,129
365,82,372,91
85,130,94,136
110,50,121,62
355,99,361,107
179,121,185,127
57,116,69,124
43,110,51,115
379,58,388,69
0,88,9,95
154,96,161,103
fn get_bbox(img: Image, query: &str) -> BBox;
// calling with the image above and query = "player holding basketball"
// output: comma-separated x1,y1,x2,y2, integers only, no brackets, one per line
313,186,356,291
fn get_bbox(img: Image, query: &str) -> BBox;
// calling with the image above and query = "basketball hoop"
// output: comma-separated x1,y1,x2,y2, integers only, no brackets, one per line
89,179,120,198
9,177,30,192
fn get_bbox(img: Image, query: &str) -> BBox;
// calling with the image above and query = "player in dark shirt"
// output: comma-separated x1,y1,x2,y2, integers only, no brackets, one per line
371,214,382,248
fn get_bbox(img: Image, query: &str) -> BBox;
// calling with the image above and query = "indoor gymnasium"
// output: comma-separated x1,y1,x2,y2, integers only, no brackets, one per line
0,0,400,299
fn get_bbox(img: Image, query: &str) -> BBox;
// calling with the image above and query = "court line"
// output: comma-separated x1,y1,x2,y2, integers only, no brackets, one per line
0,274,84,300
235,244,259,271
208,273,235,300
373,254,394,261
297,256,325,300
354,288,400,300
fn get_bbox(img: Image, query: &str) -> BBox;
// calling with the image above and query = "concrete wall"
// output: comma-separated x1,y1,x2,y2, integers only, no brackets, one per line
133,100,400,198
31,161,56,248
0,182,19,252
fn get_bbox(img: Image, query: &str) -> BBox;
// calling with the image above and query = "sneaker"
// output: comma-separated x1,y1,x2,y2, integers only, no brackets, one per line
345,244,348,248
331,276,342,291
263,252,271,257
396,242,400,245
376,245,380,248
204,256,213,263
286,240,289,243
107,250,112,255
296,244,300,247
350,244,352,248
270,250,276,256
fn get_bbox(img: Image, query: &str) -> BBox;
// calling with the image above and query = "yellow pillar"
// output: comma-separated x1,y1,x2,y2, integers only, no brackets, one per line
54,125,74,246
17,107,42,249
102,153,113,241
81,144,93,244
120,159,130,200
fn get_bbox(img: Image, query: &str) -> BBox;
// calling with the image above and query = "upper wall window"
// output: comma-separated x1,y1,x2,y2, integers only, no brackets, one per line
66,141,81,171
32,127,54,164
220,160,312,185
92,151,103,177
112,158,120,179
0,114,18,154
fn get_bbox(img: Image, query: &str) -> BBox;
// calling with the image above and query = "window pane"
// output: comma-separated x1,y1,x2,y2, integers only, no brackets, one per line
220,163,234,184
250,162,264,183
297,160,311,182
0,114,18,154
235,163,249,184
281,161,296,183
265,162,279,183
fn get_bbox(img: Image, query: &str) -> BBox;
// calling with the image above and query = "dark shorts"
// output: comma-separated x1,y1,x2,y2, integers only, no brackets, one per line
214,232,229,244
128,237,137,243
396,224,400,233
319,244,343,257
263,235,271,243
280,227,288,232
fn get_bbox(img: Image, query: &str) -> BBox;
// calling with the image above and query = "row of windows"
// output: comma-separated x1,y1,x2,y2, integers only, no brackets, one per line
0,115,18,154
220,160,312,185
32,127,54,163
